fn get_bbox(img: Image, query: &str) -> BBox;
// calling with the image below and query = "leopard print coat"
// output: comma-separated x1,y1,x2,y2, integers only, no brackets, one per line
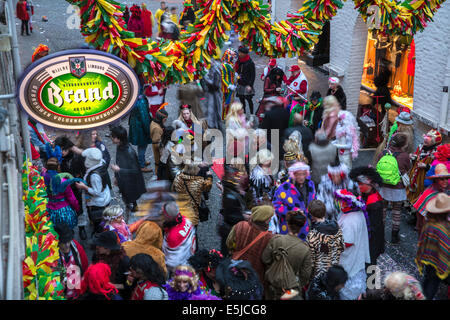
306,223,345,278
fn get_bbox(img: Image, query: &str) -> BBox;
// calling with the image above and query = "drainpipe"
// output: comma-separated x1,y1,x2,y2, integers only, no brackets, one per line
438,54,450,133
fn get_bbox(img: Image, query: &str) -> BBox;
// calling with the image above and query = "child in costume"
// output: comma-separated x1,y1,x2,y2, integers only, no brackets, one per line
164,265,204,300
317,160,356,221
221,48,238,120
302,91,324,134
332,110,360,169
101,205,132,244
334,189,371,300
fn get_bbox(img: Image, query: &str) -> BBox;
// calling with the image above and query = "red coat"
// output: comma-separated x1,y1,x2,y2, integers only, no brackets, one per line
141,9,153,38
16,1,29,20
72,240,89,275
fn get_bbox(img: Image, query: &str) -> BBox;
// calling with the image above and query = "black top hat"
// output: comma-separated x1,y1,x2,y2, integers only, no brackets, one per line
92,231,121,250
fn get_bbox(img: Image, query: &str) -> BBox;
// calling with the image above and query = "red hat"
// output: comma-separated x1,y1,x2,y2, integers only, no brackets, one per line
289,65,300,72
269,59,277,67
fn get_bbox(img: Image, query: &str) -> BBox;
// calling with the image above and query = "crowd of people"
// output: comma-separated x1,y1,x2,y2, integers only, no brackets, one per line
24,1,450,301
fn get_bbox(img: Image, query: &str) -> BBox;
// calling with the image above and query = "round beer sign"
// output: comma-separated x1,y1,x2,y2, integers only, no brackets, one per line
17,49,140,129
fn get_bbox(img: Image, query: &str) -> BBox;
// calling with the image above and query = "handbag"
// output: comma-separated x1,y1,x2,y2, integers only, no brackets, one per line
183,179,210,222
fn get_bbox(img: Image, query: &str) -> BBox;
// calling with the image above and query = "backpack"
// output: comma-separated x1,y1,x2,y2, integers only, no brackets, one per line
376,150,401,185
264,238,299,291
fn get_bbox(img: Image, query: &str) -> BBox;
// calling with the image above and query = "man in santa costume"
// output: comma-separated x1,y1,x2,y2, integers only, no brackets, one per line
286,65,308,99
145,82,166,118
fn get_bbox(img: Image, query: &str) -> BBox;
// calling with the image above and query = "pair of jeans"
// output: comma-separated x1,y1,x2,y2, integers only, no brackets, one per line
137,145,148,168
21,20,29,35
238,95,254,114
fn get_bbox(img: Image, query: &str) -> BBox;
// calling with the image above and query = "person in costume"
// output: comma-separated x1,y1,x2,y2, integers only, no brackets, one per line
161,201,197,273
43,157,82,229
221,48,238,120
154,1,168,36
306,200,345,279
263,66,284,98
129,253,168,300
285,64,308,115
91,231,131,299
376,133,412,243
31,44,49,62
54,223,89,300
101,205,132,244
359,271,425,300
373,111,414,166
16,0,30,36
334,189,371,300
306,265,348,300
235,46,256,114
90,130,111,168
77,263,122,300
164,265,203,300
298,91,323,134
160,11,180,40
413,163,450,234
215,258,264,300
202,57,224,130
123,6,130,24
110,126,147,213
177,81,204,120
262,210,313,300
178,103,207,137
140,3,154,38
317,160,355,221
172,162,213,226
188,249,224,297
226,205,275,285
407,129,443,207
144,81,166,118
217,165,247,256
128,93,153,172
127,5,144,37
415,193,450,300
284,113,314,164
75,147,111,235
272,161,316,240
321,95,341,141
122,218,167,276
276,151,303,187
326,77,347,110
309,131,338,186
151,108,168,176
332,110,360,169
249,149,275,207
261,58,277,81
170,7,179,25
349,166,385,265
180,1,196,28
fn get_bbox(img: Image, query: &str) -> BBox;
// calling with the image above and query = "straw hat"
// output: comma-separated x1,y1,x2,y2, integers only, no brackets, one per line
426,163,450,180
425,193,450,214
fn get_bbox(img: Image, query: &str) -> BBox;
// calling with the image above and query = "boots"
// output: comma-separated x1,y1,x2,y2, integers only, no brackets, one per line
391,230,400,244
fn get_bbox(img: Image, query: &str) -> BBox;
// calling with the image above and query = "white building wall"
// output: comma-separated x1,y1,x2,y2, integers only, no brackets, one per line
412,1,450,131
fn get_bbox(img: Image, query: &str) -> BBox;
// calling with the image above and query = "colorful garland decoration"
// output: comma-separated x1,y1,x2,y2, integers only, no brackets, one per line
22,160,65,300
65,0,447,86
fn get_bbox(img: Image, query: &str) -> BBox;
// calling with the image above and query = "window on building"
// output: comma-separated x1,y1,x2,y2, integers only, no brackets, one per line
361,31,414,110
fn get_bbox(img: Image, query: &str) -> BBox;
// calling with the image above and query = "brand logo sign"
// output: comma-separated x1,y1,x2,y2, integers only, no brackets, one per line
17,49,140,129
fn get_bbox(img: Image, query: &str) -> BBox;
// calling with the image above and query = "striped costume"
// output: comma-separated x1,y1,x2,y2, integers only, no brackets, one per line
415,220,450,281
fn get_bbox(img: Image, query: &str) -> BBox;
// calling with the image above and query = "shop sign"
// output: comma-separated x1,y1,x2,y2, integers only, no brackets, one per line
17,49,140,129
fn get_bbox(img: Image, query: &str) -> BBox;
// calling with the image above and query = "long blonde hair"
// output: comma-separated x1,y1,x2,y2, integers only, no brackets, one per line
226,102,244,127
169,265,199,293
322,95,341,119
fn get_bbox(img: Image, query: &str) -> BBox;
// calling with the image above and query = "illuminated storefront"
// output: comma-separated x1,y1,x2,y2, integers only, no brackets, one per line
361,31,415,111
